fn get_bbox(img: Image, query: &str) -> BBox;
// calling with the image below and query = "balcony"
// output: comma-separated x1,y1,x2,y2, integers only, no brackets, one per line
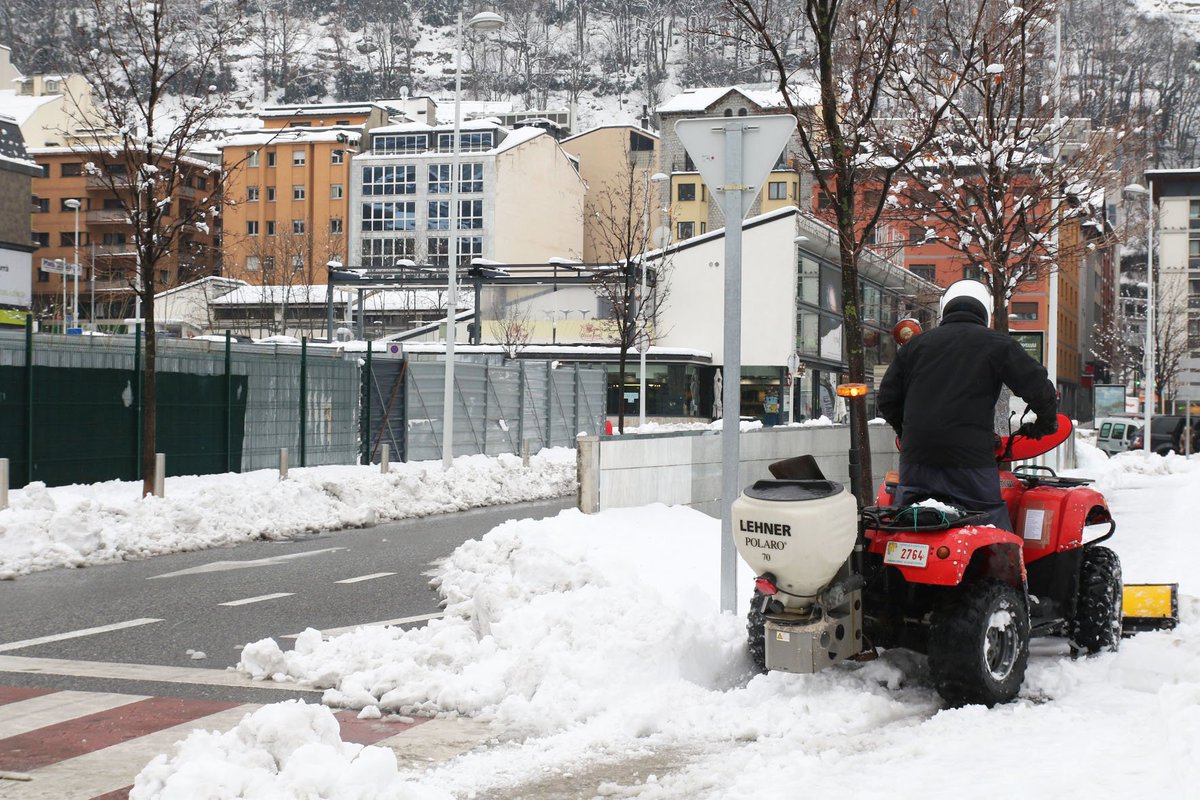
86,209,129,224
86,173,133,190
91,243,136,257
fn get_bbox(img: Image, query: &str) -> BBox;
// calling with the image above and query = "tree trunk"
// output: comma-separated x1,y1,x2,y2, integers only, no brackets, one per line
617,348,627,433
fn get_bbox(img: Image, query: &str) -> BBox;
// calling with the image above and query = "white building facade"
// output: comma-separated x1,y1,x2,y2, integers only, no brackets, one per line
347,120,585,271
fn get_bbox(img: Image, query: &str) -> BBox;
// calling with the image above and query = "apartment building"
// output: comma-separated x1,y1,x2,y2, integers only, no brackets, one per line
653,84,819,245
0,113,38,326
559,124,660,263
27,148,217,325
1143,169,1200,363
346,119,585,270
220,103,398,285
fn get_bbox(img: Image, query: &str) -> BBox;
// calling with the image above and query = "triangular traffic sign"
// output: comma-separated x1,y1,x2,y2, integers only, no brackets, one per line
674,114,798,220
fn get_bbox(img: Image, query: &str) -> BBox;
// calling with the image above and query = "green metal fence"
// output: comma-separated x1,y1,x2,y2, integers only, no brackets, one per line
0,322,357,488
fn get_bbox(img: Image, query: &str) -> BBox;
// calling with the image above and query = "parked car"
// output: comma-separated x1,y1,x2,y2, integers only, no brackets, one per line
1128,415,1195,455
1095,417,1140,456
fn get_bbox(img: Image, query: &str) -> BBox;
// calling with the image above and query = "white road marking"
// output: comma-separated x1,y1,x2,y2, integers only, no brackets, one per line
0,704,259,800
335,572,396,584
0,690,148,739
282,612,445,640
0,618,163,653
0,655,318,692
149,547,346,579
218,592,293,607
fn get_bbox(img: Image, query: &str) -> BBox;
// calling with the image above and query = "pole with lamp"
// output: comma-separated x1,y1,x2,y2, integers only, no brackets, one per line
63,198,81,331
1123,181,1154,453
637,172,668,427
442,8,504,470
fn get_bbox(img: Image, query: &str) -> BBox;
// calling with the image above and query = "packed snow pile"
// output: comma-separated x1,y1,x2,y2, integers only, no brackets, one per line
0,449,576,578
140,449,1199,798
131,701,445,800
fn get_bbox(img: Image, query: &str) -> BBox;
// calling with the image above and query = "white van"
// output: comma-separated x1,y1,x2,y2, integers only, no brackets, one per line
1096,417,1140,456
116,318,202,339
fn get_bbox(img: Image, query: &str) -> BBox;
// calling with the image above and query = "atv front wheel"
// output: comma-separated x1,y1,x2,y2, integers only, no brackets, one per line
747,590,767,671
928,580,1030,707
1070,546,1123,654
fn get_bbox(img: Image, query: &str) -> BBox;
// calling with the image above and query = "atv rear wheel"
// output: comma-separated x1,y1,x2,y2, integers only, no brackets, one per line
1070,546,1123,654
928,579,1030,707
747,590,767,671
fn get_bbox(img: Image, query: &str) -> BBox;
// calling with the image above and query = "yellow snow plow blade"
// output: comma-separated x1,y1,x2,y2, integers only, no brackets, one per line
1122,584,1179,633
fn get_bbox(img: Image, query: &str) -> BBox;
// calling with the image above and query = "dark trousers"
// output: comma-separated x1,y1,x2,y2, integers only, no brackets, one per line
895,462,1012,531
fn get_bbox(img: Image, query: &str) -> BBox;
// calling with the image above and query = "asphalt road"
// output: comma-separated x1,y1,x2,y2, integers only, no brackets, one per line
0,496,574,701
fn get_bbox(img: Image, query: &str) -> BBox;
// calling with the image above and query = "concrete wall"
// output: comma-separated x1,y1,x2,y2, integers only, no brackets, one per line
577,424,900,516
493,134,586,263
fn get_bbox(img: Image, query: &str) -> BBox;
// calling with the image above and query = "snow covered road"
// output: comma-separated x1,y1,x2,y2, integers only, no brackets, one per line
128,444,1200,799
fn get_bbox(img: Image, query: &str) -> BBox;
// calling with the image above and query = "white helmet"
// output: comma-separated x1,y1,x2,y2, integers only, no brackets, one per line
939,279,992,327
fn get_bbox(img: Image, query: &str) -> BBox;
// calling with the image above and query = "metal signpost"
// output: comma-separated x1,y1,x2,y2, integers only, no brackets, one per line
786,351,801,425
675,115,797,614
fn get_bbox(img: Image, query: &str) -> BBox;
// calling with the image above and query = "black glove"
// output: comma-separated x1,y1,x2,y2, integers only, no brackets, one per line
1017,416,1058,440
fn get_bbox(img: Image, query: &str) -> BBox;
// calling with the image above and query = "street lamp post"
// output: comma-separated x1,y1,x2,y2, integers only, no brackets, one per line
1124,181,1154,453
64,198,81,331
637,171,668,427
442,8,505,470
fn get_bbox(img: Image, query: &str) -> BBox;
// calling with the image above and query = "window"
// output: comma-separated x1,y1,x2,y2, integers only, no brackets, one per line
266,186,276,202
677,183,696,202
292,219,305,234
331,149,345,165
963,265,983,281
159,270,169,284
246,221,259,236
701,184,707,201
330,218,343,234
246,255,260,272
428,164,451,195
436,131,493,152
331,184,344,199
1099,423,1112,438
1191,200,1200,228
39,163,49,178
292,150,306,166
373,134,429,154
700,222,707,234
817,191,833,210
292,255,304,272
267,151,277,167
460,236,483,262
427,237,448,267
32,232,49,247
102,232,126,245
247,186,259,202
460,163,483,193
262,256,276,273
1112,423,1126,439
336,120,350,126
677,221,695,239
247,151,259,168
361,236,415,267
38,268,50,282
908,226,927,244
909,264,936,283
44,79,58,92
33,197,49,212
428,200,449,230
361,201,415,231
767,181,787,201
1010,302,1038,321
61,163,82,177
292,185,306,200
60,232,83,247
266,220,276,236
362,165,416,195
458,199,483,229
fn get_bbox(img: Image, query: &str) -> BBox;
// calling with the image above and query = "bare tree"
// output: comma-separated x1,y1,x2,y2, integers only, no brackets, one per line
488,294,532,359
67,0,250,495
586,145,673,433
893,0,1130,334
728,0,986,501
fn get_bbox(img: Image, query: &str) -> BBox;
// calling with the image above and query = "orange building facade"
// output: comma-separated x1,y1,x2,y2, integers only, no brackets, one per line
27,147,218,328
219,103,394,286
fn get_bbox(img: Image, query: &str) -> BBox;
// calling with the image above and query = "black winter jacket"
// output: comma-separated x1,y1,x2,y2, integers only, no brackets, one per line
877,310,1057,468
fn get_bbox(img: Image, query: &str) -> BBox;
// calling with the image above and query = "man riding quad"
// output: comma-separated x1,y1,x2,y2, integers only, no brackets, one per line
877,279,1058,530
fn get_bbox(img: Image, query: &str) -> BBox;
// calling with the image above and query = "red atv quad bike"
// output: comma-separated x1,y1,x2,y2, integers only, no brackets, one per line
734,413,1124,707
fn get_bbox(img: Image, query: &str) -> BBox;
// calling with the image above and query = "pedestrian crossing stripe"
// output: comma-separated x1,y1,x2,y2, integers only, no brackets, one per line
0,685,492,800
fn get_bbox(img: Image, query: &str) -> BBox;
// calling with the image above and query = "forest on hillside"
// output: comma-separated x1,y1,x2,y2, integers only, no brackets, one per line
4,0,1200,166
